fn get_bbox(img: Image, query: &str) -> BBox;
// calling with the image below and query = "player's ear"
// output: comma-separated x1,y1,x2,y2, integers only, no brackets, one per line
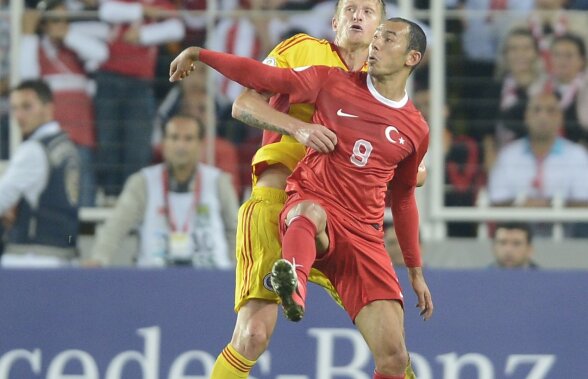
332,16,338,32
406,50,422,69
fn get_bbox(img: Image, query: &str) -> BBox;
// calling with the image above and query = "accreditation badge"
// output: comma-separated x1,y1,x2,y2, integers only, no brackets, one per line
168,232,191,260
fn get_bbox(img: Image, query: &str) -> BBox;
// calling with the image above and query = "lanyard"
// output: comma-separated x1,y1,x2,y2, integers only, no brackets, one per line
162,167,201,233
531,156,546,196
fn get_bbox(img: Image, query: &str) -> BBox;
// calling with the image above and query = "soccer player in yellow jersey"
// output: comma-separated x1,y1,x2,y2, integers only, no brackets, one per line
208,0,390,377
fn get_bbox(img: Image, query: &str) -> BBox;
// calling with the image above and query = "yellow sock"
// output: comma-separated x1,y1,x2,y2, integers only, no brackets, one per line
210,344,256,378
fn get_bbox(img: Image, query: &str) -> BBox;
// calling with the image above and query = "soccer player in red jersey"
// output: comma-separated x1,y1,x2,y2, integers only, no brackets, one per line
170,17,434,379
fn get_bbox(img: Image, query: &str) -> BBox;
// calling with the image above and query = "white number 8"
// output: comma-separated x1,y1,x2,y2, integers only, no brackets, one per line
350,139,373,167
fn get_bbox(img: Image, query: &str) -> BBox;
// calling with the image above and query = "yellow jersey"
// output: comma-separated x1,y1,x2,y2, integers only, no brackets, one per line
251,33,368,184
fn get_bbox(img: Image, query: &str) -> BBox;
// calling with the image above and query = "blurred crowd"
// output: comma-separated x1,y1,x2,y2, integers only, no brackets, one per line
1,0,588,267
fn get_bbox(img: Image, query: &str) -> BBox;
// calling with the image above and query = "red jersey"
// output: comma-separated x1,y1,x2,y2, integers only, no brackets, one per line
200,49,429,266
281,67,429,225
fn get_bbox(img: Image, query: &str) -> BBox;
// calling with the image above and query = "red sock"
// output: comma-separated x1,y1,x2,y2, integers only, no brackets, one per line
281,215,317,306
374,371,404,379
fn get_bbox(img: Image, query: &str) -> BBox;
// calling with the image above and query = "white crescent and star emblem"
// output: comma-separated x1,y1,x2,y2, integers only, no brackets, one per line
385,126,405,144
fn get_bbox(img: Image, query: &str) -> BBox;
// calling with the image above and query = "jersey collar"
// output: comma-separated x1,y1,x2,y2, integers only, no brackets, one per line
366,74,409,108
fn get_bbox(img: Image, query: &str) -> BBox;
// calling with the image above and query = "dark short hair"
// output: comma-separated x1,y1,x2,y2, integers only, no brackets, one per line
387,17,427,70
552,33,586,61
494,222,533,244
504,28,539,54
164,113,205,141
12,79,53,103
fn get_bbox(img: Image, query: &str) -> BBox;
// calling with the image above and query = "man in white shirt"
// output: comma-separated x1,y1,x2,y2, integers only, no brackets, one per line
0,80,80,267
488,91,588,236
88,115,238,268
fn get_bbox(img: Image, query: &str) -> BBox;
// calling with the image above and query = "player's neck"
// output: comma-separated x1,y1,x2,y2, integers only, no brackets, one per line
338,44,369,71
370,73,408,102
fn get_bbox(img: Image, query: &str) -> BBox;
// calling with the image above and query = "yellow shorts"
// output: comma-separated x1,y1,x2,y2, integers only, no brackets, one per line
234,186,343,312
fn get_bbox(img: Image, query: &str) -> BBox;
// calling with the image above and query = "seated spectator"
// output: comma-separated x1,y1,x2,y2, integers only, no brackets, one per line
207,0,286,116
413,88,482,237
20,0,109,206
495,29,547,144
456,0,534,134
490,222,538,269
488,91,588,236
153,63,241,194
548,33,588,147
0,80,80,267
507,0,588,72
88,115,238,268
94,0,185,197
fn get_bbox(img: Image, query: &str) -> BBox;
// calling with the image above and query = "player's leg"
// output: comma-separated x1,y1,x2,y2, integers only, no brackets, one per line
211,187,286,378
230,299,278,358
355,300,409,379
211,299,278,378
271,200,328,321
327,220,410,379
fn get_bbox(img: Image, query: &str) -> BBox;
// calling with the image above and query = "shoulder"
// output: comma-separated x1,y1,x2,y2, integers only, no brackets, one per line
498,139,527,159
559,139,588,160
140,163,163,180
271,33,330,56
266,33,333,67
13,140,46,162
403,100,430,132
199,163,222,177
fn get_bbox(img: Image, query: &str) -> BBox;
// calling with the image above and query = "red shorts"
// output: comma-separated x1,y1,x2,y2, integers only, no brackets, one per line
280,192,404,321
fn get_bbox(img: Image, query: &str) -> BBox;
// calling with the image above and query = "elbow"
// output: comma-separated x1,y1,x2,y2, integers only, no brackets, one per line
232,90,253,122
231,96,244,121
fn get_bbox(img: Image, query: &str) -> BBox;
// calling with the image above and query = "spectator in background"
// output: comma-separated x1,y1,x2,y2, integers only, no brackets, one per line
94,0,185,198
413,87,482,237
508,0,588,73
488,91,588,236
548,33,588,147
20,0,109,206
207,0,287,118
0,80,80,267
457,0,534,134
153,62,241,195
488,29,547,156
88,115,238,268
490,222,538,269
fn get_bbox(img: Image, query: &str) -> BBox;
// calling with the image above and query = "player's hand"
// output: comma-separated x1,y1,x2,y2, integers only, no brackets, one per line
293,124,338,154
408,267,434,321
169,47,201,82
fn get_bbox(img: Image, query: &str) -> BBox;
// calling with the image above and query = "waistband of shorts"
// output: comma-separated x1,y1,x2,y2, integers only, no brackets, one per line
251,185,288,203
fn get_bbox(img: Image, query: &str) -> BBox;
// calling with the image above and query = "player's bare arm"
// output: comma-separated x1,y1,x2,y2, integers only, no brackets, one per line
170,46,338,153
234,90,338,153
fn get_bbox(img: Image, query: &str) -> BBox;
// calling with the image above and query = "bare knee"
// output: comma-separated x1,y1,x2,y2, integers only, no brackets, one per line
286,201,327,233
374,344,409,376
231,301,277,360
232,318,272,360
